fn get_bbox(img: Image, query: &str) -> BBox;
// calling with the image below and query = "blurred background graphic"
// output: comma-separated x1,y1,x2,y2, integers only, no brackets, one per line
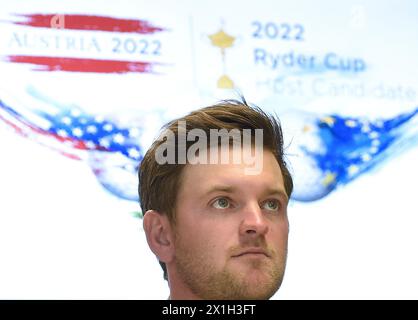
0,0,417,299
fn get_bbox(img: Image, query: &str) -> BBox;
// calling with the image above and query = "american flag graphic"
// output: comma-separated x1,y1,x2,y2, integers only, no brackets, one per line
0,87,144,201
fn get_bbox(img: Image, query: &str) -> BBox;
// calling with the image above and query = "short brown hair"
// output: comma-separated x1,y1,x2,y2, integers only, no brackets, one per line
138,98,293,279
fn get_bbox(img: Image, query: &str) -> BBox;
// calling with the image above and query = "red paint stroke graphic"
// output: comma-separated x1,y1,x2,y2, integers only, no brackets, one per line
6,14,166,34
3,55,156,73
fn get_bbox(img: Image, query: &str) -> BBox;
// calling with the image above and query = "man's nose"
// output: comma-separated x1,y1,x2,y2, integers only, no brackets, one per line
239,202,269,238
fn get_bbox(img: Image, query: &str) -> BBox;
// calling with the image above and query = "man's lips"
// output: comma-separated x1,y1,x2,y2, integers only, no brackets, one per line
232,248,270,258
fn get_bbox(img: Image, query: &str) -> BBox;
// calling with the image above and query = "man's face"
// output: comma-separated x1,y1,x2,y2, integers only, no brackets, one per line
172,148,289,299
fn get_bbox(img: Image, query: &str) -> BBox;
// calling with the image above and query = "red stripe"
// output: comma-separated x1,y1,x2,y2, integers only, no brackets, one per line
0,112,82,159
11,14,165,34
0,113,26,136
4,55,155,73
0,108,110,161
59,151,82,160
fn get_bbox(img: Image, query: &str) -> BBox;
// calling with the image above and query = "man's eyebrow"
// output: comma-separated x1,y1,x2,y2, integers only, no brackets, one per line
264,188,289,202
204,185,237,195
202,185,288,202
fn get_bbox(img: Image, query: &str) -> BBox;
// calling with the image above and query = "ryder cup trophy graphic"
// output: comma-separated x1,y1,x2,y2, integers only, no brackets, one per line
208,27,236,89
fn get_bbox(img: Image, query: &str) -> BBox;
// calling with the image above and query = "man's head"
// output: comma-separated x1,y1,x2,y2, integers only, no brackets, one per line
139,99,293,299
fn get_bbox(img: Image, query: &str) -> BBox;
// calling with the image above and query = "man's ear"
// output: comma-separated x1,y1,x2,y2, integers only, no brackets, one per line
143,210,175,264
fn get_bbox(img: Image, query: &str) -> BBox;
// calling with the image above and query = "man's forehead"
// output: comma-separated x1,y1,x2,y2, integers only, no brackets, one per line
180,153,285,195
183,149,280,173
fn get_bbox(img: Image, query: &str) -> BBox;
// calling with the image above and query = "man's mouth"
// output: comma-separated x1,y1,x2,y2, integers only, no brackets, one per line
232,247,269,258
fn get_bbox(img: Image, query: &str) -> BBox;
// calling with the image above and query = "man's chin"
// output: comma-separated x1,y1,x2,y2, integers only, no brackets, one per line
220,266,282,300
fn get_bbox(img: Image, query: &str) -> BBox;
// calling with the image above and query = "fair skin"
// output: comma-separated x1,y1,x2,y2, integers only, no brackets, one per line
143,148,289,299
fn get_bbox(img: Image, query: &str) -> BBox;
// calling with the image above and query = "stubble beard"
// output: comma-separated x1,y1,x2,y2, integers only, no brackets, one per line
174,237,287,300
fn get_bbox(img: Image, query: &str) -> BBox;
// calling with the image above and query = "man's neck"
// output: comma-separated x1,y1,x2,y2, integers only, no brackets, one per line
167,269,202,300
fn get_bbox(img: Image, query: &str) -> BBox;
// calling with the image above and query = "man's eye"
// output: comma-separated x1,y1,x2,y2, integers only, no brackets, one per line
262,200,280,211
213,198,230,209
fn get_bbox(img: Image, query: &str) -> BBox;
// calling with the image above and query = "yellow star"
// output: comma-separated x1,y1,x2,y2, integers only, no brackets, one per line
320,116,335,126
322,171,336,186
